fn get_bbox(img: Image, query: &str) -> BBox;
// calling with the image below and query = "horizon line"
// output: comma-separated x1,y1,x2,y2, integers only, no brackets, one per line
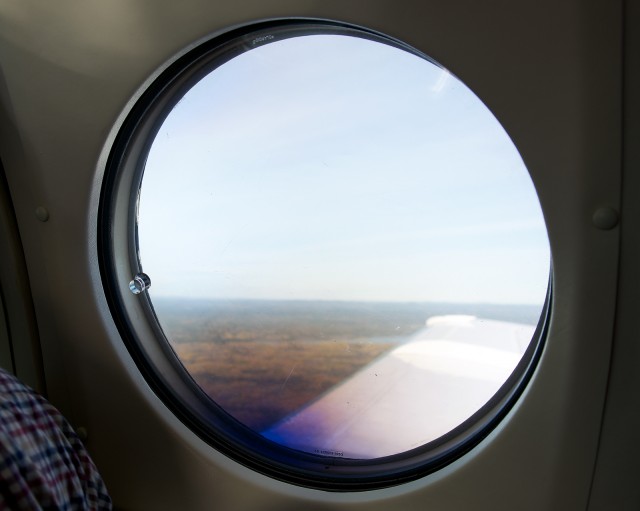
149,295,545,308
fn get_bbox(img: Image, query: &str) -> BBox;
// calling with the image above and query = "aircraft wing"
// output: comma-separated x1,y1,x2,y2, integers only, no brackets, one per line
261,315,535,459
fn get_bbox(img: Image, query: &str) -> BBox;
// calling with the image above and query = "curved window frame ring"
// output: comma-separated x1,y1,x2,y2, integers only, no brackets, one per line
98,18,552,491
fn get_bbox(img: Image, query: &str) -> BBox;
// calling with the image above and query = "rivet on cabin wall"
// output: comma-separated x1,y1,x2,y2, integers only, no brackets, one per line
35,206,49,222
592,207,619,230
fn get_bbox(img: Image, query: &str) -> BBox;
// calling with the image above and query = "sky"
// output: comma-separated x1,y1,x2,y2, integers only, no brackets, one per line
137,34,550,305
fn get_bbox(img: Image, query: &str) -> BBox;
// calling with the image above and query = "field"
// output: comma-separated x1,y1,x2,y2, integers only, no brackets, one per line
172,340,394,430
153,298,541,431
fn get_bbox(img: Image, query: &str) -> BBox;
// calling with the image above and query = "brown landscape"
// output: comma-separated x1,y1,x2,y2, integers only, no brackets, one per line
172,339,394,431
153,298,541,432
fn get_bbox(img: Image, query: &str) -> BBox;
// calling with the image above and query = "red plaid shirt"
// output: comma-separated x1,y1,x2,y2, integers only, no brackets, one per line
0,368,111,510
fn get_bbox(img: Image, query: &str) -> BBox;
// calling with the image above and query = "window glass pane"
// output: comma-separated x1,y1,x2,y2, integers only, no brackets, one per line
137,33,549,459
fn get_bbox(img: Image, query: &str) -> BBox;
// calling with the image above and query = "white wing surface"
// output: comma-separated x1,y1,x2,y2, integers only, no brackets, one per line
261,315,535,459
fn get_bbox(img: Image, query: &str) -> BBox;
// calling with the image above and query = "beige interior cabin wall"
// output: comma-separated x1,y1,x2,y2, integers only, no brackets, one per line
0,163,43,392
587,1,639,509
0,1,627,510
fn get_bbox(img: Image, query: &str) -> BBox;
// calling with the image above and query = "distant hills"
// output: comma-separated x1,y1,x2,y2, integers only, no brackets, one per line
151,297,543,344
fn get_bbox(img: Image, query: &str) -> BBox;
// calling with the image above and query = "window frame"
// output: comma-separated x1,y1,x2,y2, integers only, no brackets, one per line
98,18,552,491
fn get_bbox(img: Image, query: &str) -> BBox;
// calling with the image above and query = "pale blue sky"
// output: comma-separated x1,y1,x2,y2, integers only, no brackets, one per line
138,34,550,305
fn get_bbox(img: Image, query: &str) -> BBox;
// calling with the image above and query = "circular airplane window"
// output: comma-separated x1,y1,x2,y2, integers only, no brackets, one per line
100,20,550,489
